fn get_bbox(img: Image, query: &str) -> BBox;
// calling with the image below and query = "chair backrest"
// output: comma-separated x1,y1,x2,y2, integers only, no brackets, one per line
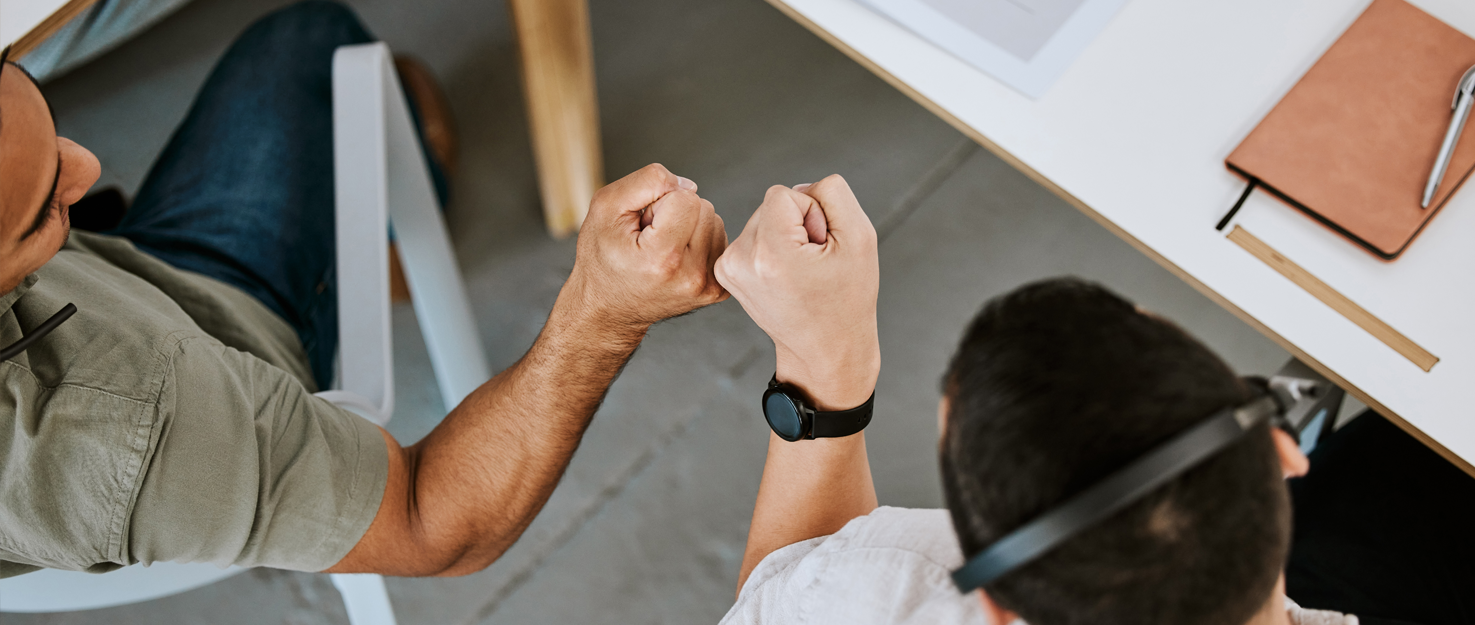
318,42,489,419
312,42,399,425
0,41,489,614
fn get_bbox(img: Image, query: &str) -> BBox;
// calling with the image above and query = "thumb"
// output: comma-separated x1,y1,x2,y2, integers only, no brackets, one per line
639,189,703,252
793,183,828,244
755,185,826,248
593,163,696,227
799,175,872,241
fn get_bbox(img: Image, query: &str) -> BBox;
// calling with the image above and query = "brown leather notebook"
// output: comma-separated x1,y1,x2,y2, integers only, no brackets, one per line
1226,0,1475,260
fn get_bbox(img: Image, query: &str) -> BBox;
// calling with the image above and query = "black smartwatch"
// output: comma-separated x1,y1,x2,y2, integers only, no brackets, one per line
762,374,874,441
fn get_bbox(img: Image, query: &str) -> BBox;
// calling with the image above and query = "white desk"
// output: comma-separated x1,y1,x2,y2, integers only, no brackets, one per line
769,0,1475,474
0,0,95,56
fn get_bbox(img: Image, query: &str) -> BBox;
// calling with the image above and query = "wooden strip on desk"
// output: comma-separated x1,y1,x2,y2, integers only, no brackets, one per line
1227,226,1438,372
7,0,98,59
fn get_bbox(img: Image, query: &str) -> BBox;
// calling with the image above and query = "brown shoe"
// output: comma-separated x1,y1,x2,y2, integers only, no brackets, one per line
388,56,458,302
395,56,458,178
387,242,411,304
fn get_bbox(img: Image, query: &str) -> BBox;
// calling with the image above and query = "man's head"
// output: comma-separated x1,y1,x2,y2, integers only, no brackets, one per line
0,54,101,294
939,278,1293,625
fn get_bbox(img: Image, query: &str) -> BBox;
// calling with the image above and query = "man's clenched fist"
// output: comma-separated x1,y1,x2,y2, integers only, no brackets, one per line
561,164,729,335
716,175,880,410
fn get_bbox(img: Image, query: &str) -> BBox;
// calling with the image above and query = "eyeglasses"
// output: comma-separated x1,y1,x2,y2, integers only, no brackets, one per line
0,44,81,362
0,304,77,361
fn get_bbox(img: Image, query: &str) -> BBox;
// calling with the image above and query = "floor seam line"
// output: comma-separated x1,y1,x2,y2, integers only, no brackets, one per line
876,138,978,244
460,374,744,624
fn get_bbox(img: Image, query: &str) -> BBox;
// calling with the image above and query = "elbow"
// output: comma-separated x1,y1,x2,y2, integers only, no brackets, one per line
398,517,518,578
425,540,513,578
335,436,518,577
388,445,528,577
378,535,510,578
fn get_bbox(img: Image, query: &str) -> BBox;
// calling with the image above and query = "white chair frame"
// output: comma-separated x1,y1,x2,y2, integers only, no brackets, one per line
0,42,489,625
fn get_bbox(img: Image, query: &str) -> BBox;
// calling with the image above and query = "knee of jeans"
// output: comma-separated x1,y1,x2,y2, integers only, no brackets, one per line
239,1,374,53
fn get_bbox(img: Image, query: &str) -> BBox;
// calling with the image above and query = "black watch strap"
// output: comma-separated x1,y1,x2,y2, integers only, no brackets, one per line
810,398,874,438
769,375,875,439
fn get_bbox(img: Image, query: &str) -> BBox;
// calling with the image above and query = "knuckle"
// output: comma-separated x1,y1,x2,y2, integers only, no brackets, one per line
811,174,852,201
751,256,777,281
641,163,672,185
724,268,750,292
598,248,623,271
818,173,849,190
681,271,708,295
652,249,684,278
591,184,614,206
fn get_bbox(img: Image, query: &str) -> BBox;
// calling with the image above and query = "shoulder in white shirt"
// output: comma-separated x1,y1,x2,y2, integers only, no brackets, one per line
722,507,989,625
721,506,1356,625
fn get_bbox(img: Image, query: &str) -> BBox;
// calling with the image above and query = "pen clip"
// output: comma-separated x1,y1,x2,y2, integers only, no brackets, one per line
1452,65,1475,110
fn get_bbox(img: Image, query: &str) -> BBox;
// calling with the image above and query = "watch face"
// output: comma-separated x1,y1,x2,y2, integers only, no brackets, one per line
764,391,806,441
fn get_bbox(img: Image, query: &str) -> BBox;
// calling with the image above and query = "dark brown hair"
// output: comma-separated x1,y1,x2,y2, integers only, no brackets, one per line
940,278,1290,625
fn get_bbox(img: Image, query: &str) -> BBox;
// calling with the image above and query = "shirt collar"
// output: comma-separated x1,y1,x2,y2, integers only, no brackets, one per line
1,274,39,313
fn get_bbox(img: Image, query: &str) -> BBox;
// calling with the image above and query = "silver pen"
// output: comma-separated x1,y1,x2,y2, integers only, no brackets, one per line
1421,65,1475,208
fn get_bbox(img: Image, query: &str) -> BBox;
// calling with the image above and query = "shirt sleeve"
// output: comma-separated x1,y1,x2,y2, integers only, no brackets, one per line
722,537,829,625
124,336,388,572
1285,597,1360,625
721,507,989,625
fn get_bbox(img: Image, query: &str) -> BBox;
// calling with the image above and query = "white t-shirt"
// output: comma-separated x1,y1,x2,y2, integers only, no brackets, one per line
721,507,1357,625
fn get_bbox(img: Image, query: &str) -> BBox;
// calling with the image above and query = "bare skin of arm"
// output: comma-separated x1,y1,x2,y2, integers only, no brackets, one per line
715,176,883,593
740,378,878,593
330,298,643,577
328,164,728,577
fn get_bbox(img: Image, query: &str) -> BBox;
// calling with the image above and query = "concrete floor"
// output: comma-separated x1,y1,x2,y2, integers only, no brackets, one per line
13,0,1290,622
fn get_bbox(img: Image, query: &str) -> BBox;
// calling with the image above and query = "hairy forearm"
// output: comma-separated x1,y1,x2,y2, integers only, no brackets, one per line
405,291,645,575
735,357,880,594
331,163,730,577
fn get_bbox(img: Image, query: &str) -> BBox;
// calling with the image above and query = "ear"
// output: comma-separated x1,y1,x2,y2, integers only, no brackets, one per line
977,589,1019,625
1271,428,1309,478
937,396,950,439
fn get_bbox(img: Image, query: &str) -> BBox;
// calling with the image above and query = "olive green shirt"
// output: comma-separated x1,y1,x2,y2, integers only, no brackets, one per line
0,231,387,578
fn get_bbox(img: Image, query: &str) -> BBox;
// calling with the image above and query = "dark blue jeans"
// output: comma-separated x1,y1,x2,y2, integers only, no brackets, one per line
110,1,447,389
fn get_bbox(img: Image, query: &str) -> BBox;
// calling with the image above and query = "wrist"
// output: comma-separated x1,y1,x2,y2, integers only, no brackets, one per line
548,277,649,353
774,343,880,411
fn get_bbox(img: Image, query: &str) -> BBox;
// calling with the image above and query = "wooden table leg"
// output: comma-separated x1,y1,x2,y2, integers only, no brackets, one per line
507,0,604,238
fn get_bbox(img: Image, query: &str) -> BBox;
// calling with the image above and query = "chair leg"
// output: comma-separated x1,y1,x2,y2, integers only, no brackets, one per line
330,573,398,625
507,0,604,238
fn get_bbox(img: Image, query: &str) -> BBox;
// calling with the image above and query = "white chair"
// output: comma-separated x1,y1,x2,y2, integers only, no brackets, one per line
0,42,489,625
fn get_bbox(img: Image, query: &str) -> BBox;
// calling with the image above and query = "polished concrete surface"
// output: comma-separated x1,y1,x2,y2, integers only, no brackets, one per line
14,0,1287,622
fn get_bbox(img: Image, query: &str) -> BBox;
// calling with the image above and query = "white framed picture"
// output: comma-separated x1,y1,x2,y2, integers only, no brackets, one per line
857,0,1132,98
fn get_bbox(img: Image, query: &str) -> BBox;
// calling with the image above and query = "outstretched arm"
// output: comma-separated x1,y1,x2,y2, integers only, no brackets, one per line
715,175,882,594
328,164,728,577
